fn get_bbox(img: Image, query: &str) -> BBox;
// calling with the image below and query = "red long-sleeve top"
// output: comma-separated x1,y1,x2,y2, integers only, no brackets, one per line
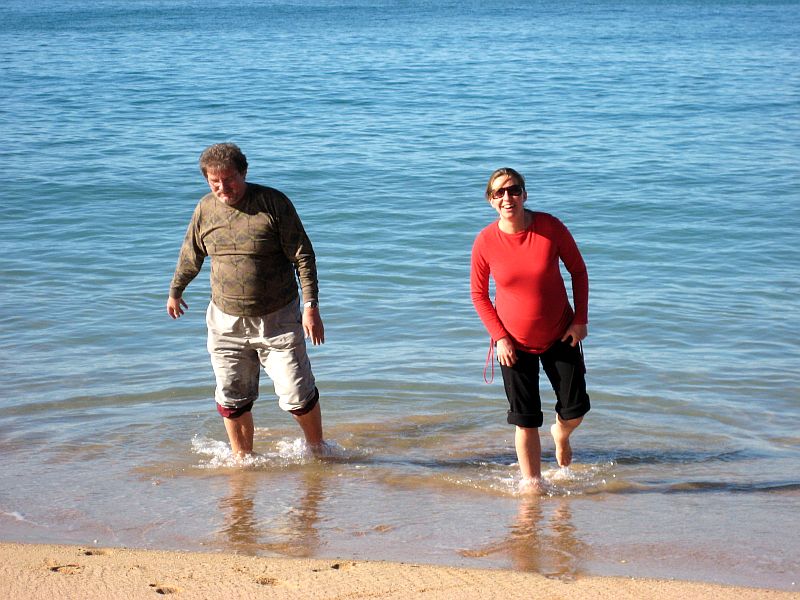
470,211,589,353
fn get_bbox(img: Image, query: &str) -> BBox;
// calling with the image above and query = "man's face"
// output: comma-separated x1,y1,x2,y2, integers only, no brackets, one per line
206,167,247,205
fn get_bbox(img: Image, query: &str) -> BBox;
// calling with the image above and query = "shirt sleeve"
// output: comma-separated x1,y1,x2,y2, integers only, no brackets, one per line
276,193,319,303
470,232,510,342
169,204,207,299
555,219,589,324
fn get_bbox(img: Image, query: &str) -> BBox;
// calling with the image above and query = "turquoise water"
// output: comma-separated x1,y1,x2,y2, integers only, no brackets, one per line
1,0,799,590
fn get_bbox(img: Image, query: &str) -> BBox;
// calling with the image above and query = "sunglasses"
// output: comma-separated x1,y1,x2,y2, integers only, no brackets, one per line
490,184,524,199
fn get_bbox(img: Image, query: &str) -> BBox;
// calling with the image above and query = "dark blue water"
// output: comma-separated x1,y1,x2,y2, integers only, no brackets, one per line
1,0,798,590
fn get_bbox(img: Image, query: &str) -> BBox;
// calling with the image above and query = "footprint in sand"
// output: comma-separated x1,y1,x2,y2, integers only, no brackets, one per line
149,583,180,595
50,564,83,575
311,562,357,573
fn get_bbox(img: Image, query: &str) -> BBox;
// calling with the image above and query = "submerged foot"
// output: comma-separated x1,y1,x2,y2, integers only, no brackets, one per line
550,423,573,467
518,477,544,496
228,450,262,468
308,440,330,458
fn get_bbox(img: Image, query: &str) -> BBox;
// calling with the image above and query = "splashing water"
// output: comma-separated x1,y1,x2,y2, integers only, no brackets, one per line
540,463,615,497
191,434,347,469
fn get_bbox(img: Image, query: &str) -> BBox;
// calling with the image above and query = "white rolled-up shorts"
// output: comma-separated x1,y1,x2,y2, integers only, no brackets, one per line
206,298,317,414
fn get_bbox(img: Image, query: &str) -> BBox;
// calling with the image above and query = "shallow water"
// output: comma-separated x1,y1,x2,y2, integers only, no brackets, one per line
1,0,799,591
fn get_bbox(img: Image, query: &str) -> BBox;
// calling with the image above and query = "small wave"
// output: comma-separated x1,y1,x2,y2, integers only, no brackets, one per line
664,480,800,494
0,510,43,526
585,447,759,466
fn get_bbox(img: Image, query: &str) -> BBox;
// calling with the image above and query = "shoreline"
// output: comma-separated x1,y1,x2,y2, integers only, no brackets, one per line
2,542,796,599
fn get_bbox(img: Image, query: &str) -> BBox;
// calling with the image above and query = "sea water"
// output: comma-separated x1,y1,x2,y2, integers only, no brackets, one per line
1,0,799,590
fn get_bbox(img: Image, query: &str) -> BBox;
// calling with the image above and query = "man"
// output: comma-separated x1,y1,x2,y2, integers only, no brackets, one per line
167,143,325,458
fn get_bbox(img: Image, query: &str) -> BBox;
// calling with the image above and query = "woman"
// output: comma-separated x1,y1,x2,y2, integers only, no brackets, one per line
470,168,590,493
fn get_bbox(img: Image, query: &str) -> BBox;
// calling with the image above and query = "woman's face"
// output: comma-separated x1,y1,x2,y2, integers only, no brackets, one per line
488,174,527,221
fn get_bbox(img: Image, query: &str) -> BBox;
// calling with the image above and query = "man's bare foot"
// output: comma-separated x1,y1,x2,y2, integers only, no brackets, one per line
550,423,573,467
518,477,544,495
308,440,330,458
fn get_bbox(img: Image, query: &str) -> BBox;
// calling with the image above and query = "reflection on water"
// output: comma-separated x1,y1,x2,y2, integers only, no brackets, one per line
217,472,259,551
217,470,327,558
213,454,592,580
460,497,587,581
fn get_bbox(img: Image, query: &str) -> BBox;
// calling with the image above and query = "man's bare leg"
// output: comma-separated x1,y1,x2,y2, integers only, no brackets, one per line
515,426,543,493
293,401,324,450
550,415,583,467
223,412,254,458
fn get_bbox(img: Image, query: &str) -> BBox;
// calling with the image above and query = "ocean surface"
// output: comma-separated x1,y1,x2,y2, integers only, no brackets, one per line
1,0,799,591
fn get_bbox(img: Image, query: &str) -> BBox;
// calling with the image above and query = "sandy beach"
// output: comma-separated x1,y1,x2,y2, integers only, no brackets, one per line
2,542,796,600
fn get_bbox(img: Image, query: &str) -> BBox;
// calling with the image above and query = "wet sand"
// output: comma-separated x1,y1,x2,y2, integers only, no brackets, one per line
2,542,796,599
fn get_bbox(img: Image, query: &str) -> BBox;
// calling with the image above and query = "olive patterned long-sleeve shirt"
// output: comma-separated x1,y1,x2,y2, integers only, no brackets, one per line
169,183,318,317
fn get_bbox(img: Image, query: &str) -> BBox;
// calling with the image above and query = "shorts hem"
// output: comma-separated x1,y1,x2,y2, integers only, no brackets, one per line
557,403,591,422
217,401,255,419
507,411,544,428
288,387,320,416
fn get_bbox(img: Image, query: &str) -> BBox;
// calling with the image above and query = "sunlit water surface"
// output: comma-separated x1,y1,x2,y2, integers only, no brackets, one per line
1,0,798,591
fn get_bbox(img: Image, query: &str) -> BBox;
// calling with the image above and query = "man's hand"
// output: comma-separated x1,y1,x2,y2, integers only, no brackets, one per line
167,296,188,319
303,306,325,345
561,323,588,347
496,336,517,367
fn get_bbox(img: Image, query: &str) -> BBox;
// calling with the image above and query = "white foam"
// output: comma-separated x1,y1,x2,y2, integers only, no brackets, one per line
0,510,42,526
538,461,614,496
276,438,346,460
547,466,576,482
191,435,347,469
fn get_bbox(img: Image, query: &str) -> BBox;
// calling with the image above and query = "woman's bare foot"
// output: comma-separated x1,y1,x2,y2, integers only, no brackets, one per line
550,422,573,467
518,477,544,495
